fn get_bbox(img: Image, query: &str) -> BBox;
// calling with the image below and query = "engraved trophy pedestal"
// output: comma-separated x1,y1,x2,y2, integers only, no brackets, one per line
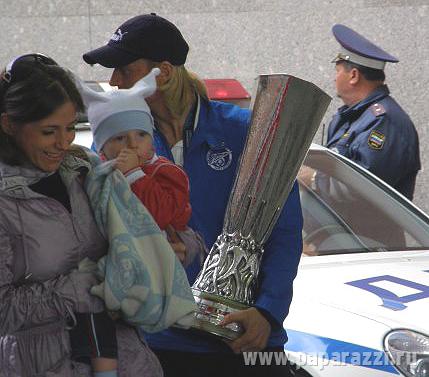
189,74,331,340
192,289,247,340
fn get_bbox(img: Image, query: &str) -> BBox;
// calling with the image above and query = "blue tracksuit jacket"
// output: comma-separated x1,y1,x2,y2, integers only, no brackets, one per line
146,98,303,352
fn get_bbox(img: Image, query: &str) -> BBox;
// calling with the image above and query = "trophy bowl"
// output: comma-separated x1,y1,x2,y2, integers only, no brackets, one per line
190,74,332,340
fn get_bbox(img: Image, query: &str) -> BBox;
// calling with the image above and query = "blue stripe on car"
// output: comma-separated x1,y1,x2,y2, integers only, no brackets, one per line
284,329,399,374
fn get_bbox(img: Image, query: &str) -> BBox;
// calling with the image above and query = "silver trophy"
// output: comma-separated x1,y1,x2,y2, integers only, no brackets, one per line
191,74,331,340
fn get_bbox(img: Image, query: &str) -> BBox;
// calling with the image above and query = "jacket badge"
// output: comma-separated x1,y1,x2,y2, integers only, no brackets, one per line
206,147,232,171
368,130,385,150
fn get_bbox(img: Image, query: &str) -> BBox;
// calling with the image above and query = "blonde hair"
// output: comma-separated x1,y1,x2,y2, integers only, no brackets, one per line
148,61,207,119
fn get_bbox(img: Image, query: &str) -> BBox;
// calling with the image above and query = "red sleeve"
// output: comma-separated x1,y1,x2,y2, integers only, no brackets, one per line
130,159,192,231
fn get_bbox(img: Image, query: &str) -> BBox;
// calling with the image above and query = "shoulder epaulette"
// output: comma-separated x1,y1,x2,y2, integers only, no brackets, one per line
370,103,386,117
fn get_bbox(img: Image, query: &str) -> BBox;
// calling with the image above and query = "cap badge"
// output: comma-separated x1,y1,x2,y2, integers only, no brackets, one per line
206,147,232,171
111,28,128,42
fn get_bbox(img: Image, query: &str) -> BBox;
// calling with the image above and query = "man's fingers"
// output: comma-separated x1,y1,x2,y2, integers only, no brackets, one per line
170,242,186,262
221,308,271,354
165,225,181,243
230,334,254,354
220,311,243,326
171,241,186,254
230,332,262,354
165,226,187,263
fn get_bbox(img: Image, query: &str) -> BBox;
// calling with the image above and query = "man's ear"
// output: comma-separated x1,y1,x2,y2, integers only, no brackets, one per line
349,68,360,85
157,61,174,85
0,113,15,136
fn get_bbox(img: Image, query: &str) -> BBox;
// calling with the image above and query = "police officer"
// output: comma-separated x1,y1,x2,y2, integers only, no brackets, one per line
83,13,301,377
327,24,420,200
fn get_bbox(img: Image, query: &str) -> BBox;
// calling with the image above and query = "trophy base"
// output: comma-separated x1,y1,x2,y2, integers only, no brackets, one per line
191,289,249,340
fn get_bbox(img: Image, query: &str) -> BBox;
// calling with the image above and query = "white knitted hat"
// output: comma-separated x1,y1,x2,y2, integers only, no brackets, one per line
77,68,160,152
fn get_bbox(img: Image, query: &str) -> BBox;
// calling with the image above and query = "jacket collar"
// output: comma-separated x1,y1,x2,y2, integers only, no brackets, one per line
153,97,228,159
187,97,227,151
338,84,390,119
0,153,90,199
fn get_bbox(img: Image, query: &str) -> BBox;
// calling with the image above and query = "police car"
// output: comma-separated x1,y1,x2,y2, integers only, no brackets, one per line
286,144,429,377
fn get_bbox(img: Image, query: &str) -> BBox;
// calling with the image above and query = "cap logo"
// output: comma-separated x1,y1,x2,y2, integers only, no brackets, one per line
111,28,128,42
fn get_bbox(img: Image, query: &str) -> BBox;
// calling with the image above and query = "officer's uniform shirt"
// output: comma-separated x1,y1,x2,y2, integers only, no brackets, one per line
328,24,421,200
327,84,420,200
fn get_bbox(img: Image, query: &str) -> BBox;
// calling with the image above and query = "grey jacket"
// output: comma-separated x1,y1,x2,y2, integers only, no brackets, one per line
0,154,163,377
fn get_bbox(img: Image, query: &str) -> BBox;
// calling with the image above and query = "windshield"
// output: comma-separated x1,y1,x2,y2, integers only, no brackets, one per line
298,149,429,256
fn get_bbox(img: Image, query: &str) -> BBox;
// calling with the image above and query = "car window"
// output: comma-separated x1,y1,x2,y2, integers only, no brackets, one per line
298,150,429,256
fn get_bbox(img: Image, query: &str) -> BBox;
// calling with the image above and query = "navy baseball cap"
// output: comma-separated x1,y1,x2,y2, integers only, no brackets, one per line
332,24,398,70
83,13,189,68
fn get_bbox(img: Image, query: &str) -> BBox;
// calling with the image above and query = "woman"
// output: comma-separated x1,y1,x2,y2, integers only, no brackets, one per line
0,54,163,377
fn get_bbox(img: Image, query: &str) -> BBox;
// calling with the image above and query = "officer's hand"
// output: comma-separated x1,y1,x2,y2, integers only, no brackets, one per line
115,148,141,174
221,307,271,354
166,225,186,263
299,166,316,187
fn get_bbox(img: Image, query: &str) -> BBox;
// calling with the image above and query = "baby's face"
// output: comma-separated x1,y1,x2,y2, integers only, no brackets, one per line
102,130,154,161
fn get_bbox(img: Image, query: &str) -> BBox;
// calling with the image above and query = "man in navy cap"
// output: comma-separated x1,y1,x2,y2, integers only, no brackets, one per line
327,24,420,200
83,13,301,377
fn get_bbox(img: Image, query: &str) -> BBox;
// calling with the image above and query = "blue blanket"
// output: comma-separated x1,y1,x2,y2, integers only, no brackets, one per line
83,157,196,332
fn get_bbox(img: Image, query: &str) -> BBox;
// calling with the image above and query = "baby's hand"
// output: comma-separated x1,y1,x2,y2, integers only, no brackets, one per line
115,149,141,173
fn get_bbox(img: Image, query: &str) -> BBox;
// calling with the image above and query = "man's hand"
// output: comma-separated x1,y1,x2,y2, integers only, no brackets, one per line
299,166,316,187
165,225,186,263
221,307,271,354
114,149,141,174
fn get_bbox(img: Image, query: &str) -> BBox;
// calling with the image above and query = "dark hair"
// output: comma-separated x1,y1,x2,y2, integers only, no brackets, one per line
341,61,386,82
0,60,84,165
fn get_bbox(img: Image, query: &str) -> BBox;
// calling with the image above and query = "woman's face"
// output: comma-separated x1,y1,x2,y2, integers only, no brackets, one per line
13,101,77,172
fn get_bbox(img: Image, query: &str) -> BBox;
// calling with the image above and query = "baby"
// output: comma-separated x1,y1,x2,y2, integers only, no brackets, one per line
71,68,205,376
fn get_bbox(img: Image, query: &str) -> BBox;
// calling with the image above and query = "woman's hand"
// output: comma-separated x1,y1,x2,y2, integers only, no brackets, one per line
58,270,104,313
